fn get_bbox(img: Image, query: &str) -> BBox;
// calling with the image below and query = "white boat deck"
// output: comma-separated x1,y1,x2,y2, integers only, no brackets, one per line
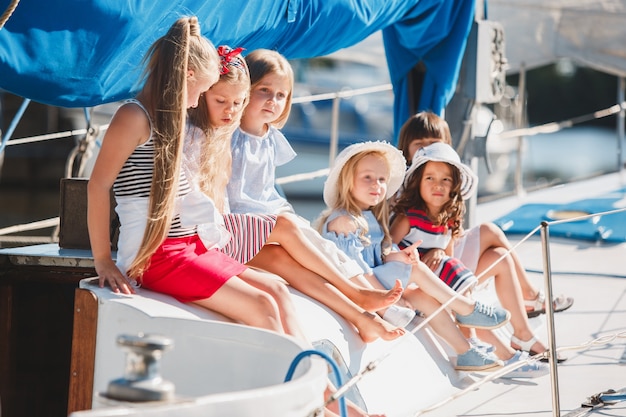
56,172,626,417
71,235,626,417
416,236,626,417
418,171,626,417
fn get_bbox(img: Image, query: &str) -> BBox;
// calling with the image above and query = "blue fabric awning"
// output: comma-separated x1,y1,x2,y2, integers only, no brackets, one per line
0,0,474,136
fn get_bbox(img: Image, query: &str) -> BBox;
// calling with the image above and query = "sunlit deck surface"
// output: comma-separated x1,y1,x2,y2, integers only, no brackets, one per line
423,172,626,417
422,234,626,417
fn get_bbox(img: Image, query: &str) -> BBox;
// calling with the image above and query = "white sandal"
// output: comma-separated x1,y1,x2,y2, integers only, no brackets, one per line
510,334,566,363
525,290,574,318
510,334,538,352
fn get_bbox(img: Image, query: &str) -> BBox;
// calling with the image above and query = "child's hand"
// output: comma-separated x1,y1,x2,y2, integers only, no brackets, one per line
385,241,422,265
401,241,421,265
420,248,445,272
95,258,136,294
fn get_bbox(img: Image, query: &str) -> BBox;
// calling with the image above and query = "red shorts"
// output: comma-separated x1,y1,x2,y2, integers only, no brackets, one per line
141,234,246,303
221,213,277,264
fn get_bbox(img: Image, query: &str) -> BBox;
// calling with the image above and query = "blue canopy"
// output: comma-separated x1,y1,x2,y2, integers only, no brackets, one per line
0,0,474,137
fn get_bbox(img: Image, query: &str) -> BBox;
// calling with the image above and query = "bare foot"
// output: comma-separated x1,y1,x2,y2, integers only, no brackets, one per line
354,311,405,343
352,279,403,311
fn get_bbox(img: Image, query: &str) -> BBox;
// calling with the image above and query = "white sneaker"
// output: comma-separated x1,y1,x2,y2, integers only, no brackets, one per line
501,350,550,379
382,305,416,327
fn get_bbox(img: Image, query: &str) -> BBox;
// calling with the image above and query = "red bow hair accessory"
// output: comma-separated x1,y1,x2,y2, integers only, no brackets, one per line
217,46,245,75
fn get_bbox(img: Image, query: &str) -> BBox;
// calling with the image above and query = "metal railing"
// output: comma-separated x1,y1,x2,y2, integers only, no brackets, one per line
1,79,625,244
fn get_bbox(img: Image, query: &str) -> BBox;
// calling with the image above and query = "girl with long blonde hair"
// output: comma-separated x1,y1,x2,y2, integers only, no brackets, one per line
317,141,512,372
89,18,304,340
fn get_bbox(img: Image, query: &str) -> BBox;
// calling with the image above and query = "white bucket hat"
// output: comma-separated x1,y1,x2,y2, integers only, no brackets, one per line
323,141,406,207
405,142,478,200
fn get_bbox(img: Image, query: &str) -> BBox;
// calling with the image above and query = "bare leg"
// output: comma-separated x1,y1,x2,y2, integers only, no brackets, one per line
402,286,472,354
268,214,404,309
266,213,402,311
476,247,547,353
407,261,477,316
248,245,405,343
324,385,387,417
476,223,540,301
358,272,415,311
474,329,517,360
235,267,309,343
191,273,285,333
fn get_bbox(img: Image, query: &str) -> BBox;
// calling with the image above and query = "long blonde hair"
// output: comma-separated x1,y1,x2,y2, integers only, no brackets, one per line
187,46,250,212
316,150,393,252
128,16,219,279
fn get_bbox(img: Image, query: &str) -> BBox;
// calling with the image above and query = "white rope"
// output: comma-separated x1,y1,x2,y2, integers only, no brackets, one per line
276,168,329,185
329,206,625,415
291,84,392,104
413,330,626,416
0,217,59,236
0,235,56,244
3,124,109,147
497,101,626,140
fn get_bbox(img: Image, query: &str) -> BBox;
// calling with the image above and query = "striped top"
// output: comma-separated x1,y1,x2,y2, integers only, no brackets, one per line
398,208,477,292
113,99,195,238
399,208,452,252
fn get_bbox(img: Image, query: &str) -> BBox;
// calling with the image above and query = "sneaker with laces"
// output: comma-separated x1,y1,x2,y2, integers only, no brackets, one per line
468,337,495,353
382,305,416,328
455,346,503,371
501,350,550,378
455,301,511,329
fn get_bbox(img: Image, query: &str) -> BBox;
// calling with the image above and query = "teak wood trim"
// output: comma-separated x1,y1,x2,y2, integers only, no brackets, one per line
67,288,98,414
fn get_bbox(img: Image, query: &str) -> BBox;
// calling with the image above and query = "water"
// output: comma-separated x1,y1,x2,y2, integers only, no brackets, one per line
1,125,622,248
0,187,59,247
289,198,326,224
0,182,324,249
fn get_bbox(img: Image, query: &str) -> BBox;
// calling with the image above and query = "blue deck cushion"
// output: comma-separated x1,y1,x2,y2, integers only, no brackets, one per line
493,187,626,243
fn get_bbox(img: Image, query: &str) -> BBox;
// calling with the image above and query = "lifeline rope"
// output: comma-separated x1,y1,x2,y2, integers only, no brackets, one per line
415,330,626,416
0,0,19,30
497,101,626,140
325,206,626,416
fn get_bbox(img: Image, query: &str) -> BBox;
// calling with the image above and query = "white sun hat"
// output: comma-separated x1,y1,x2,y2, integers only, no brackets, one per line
323,140,407,207
405,142,478,200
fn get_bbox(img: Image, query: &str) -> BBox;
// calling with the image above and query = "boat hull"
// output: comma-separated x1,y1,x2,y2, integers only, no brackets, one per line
69,280,329,417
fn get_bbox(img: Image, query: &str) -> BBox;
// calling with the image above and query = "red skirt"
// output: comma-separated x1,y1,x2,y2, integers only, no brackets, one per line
141,234,246,303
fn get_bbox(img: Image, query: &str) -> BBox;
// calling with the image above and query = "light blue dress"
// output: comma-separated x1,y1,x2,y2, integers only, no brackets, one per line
322,209,412,290
227,126,296,214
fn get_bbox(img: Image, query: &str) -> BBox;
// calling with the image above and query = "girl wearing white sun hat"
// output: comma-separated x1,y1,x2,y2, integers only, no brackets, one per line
392,141,568,366
391,142,480,293
316,140,510,372
404,141,478,200
322,140,407,209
